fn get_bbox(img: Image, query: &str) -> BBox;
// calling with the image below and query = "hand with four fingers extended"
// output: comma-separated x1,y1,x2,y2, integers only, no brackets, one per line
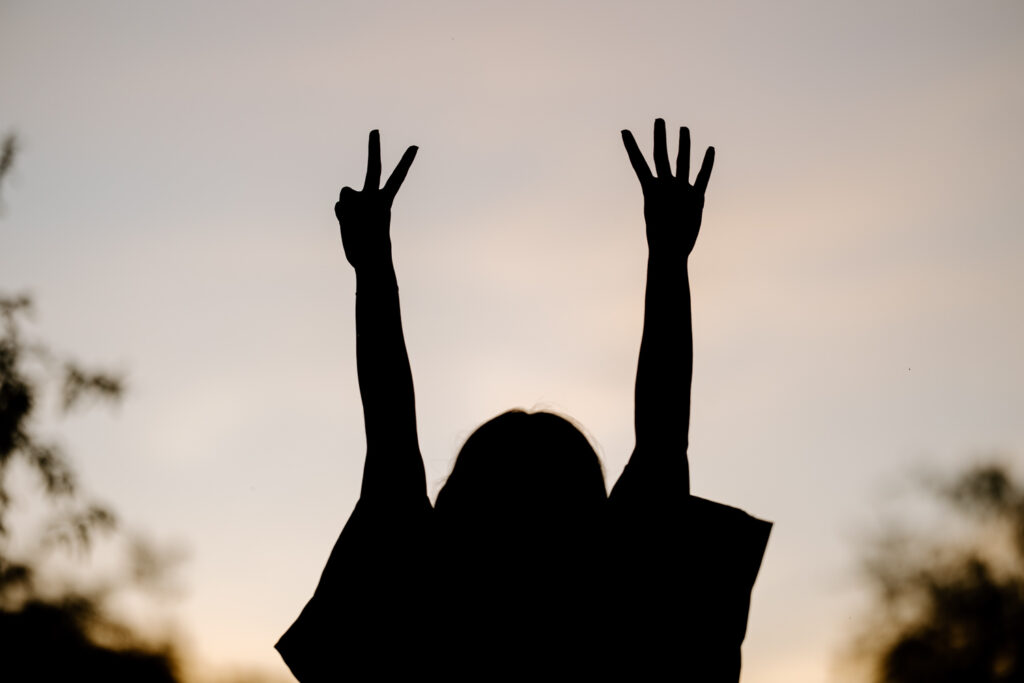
622,119,714,258
335,130,418,271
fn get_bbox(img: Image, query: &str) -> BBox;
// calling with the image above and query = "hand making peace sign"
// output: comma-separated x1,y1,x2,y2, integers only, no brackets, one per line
335,130,418,271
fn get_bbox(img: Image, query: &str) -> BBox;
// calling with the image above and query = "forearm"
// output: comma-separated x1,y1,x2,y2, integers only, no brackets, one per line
634,252,693,466
354,260,425,499
620,120,712,493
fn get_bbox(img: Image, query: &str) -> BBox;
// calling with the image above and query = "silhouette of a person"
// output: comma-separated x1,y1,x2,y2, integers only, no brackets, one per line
276,121,771,681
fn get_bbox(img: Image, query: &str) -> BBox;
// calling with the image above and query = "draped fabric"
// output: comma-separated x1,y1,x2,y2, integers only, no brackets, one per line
276,451,770,682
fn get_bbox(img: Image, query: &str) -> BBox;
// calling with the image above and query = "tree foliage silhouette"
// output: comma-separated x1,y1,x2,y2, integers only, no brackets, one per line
851,461,1024,683
0,131,182,682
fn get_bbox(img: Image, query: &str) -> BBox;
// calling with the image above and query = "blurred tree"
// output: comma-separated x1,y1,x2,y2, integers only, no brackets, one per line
0,131,182,682
0,134,15,205
850,462,1024,682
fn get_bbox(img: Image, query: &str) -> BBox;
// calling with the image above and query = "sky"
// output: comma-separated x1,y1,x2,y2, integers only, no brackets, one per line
2,1,1022,680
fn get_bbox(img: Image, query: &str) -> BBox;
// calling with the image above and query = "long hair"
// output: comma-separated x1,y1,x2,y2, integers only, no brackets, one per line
431,410,607,658
435,409,606,542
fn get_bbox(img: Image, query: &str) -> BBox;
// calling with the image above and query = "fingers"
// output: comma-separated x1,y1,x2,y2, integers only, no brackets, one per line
357,131,417,201
383,145,418,200
621,130,652,185
363,130,381,191
335,186,357,219
694,146,715,194
676,127,690,184
653,118,672,178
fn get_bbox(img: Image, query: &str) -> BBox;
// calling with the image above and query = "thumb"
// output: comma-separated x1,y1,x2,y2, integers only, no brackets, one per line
335,186,357,220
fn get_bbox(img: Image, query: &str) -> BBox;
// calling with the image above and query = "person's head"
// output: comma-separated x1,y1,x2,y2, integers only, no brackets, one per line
434,409,606,542
433,410,606,634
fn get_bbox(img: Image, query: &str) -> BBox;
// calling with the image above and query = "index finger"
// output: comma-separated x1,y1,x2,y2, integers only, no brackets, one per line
621,130,652,186
363,130,381,191
694,146,715,194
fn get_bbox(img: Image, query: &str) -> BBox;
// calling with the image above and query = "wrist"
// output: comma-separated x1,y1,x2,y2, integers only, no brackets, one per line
646,249,690,271
355,260,398,293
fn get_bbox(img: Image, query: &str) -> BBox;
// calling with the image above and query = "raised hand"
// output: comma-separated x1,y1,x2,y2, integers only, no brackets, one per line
335,130,418,271
622,119,714,257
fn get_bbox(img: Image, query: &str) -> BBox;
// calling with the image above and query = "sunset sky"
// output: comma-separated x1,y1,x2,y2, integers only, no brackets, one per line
2,1,1022,681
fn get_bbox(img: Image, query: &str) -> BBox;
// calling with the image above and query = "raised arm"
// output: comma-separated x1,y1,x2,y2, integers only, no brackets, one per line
335,130,425,502
620,119,714,493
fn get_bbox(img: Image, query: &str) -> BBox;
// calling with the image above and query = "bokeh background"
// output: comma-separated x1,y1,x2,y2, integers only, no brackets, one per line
2,1,1022,680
